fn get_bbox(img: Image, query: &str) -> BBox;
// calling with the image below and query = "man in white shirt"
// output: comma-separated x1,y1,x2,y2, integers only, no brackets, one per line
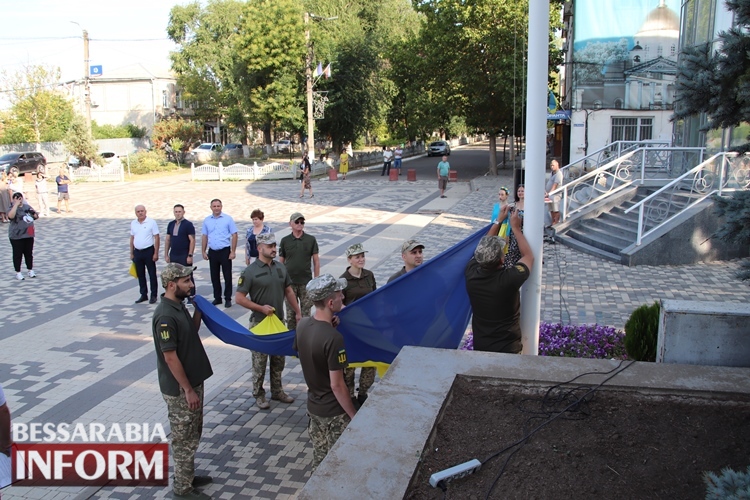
130,204,160,304
381,146,393,176
394,144,404,175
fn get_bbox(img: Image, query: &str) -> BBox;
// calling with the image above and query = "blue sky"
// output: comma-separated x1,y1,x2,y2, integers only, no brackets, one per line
0,0,182,83
574,0,681,41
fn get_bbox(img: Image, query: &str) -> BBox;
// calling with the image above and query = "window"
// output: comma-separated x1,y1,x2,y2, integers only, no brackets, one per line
611,117,653,142
175,91,183,109
162,90,168,108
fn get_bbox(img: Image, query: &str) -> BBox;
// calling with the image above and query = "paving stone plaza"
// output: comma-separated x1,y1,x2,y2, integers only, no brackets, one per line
1,155,749,499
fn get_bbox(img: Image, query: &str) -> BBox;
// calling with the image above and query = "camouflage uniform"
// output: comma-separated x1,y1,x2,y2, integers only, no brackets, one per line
308,412,351,471
285,283,312,330
249,318,286,398
163,384,204,495
344,367,376,398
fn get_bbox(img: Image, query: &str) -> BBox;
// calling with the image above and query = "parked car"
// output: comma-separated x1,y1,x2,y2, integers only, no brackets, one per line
187,143,223,163
221,143,244,160
67,151,120,169
0,152,47,175
427,141,451,157
275,139,292,153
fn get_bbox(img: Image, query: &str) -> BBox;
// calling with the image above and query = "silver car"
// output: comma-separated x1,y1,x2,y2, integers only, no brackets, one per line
427,141,451,157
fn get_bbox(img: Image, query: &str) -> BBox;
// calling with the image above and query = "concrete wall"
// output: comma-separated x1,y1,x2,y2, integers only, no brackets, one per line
658,300,750,367
622,201,750,266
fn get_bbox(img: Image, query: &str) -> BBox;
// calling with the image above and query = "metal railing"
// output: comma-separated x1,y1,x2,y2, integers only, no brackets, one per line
551,147,707,222
624,152,750,245
561,140,671,182
70,164,125,182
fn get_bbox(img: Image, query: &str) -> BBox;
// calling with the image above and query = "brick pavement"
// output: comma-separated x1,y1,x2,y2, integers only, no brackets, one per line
1,166,748,499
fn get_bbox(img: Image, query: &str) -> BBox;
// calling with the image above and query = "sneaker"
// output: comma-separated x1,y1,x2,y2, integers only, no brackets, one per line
357,393,368,405
15,272,24,281
256,395,270,410
271,392,294,404
192,476,213,487
27,270,36,278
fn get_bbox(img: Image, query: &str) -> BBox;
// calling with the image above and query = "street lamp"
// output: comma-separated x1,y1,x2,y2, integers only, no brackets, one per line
305,13,337,157
70,21,92,134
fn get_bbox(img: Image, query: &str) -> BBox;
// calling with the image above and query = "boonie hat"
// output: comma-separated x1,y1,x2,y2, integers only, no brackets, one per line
161,263,195,287
289,212,305,222
401,239,425,254
306,274,348,302
474,235,505,267
345,243,368,257
256,232,276,245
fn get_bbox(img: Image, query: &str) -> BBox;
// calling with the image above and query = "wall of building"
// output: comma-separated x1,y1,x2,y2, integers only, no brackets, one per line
569,108,674,163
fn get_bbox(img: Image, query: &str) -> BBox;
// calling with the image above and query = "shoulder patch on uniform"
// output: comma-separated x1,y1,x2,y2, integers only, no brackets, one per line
337,349,347,365
515,265,525,273
160,329,170,342
238,276,244,286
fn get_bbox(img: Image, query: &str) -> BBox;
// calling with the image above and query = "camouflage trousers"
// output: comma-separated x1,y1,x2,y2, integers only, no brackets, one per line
285,283,313,331
250,318,286,398
308,412,350,471
344,367,376,398
162,384,204,496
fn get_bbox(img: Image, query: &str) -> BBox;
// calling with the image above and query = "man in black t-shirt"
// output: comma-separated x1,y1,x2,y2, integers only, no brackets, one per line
293,274,357,471
152,263,213,499
465,209,534,354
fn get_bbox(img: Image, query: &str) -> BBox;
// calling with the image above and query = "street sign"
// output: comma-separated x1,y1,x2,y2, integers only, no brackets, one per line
90,65,103,76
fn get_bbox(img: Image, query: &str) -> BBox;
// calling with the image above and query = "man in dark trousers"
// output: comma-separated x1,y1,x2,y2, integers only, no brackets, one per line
465,210,534,354
294,274,357,471
201,199,238,308
152,263,213,499
165,204,196,295
130,204,160,304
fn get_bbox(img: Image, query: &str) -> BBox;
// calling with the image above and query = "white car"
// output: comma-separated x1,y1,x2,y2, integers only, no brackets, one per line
188,143,223,163
275,140,292,153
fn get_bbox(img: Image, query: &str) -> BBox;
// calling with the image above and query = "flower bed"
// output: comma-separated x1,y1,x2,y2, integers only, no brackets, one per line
460,322,627,359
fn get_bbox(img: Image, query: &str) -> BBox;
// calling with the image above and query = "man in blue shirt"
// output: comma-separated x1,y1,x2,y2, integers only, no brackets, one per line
166,204,196,297
437,155,450,198
201,199,238,308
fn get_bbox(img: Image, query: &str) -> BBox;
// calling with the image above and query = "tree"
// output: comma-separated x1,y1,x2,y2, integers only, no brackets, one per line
0,65,75,144
712,191,750,282
152,118,203,151
673,0,750,152
63,114,99,167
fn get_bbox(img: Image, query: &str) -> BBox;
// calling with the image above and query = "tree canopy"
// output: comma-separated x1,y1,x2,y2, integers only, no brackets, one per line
674,0,750,152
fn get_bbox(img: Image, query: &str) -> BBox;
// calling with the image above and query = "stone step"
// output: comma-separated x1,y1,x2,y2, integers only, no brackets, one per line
587,217,638,238
566,225,631,254
555,233,621,263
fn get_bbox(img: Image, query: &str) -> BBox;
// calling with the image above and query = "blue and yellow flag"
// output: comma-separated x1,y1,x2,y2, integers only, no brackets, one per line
196,224,490,364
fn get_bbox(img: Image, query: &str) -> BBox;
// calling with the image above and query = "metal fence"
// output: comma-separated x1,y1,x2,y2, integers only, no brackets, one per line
69,164,125,182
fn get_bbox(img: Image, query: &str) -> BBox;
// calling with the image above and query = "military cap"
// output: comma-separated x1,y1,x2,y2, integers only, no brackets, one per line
161,263,195,287
306,274,348,302
289,212,305,222
474,235,505,267
401,239,425,254
256,232,276,245
345,243,368,257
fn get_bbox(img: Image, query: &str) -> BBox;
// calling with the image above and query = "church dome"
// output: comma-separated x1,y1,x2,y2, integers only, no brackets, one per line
635,0,679,39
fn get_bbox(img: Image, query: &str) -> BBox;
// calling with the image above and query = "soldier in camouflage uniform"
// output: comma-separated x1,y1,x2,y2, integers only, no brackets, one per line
235,232,301,409
293,274,357,471
152,263,214,499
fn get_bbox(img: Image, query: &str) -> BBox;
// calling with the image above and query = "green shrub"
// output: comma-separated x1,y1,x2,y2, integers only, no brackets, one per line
624,301,660,361
128,150,179,175
704,465,750,499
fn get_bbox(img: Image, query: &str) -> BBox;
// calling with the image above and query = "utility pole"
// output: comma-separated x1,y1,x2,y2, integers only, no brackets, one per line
305,12,314,156
83,29,92,134
71,22,92,135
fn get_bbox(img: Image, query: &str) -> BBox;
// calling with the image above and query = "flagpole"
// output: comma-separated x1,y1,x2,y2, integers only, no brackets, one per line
520,0,550,356
305,12,315,157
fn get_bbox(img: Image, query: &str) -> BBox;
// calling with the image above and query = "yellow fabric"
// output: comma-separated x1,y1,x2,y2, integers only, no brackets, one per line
250,314,289,336
347,361,390,378
129,262,138,279
498,222,510,255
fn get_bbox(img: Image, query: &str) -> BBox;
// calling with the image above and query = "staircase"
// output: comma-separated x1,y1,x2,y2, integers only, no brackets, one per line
556,187,702,263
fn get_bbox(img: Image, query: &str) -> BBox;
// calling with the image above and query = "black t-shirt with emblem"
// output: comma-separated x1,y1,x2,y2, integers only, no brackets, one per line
464,259,530,354
293,317,348,417
340,267,376,306
152,297,213,396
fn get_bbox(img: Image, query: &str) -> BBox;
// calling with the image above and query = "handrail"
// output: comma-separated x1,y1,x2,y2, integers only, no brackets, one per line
560,140,670,181
623,152,742,245
551,146,709,222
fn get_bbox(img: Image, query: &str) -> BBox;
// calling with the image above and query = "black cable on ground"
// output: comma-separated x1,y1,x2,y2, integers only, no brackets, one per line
480,359,636,499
